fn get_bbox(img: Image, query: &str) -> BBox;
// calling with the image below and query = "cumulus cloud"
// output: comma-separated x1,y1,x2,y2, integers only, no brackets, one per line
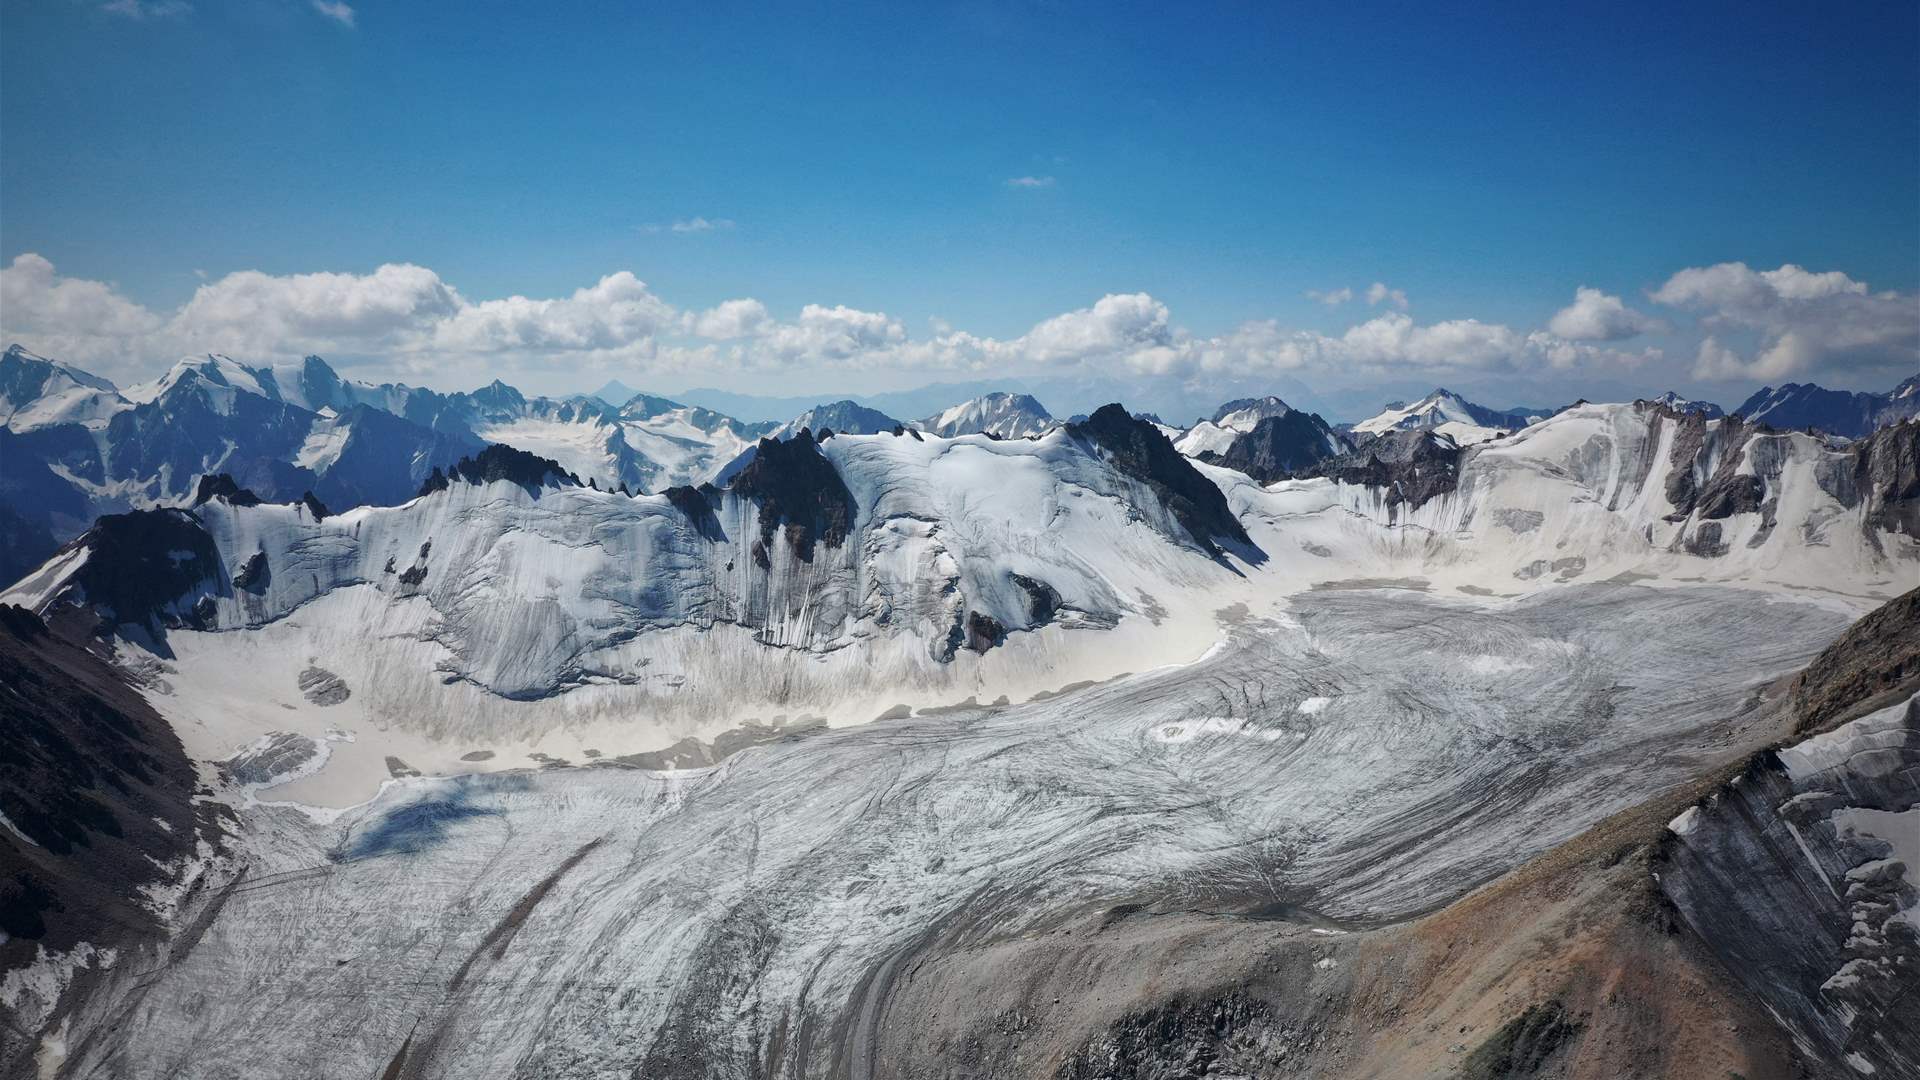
0,254,169,381
1547,286,1668,341
1651,262,1917,382
174,263,462,356
1366,282,1408,310
2,252,1907,394
1019,293,1171,365
1307,287,1353,306
689,298,772,340
1005,176,1056,189
430,272,675,353
311,0,354,27
758,304,907,363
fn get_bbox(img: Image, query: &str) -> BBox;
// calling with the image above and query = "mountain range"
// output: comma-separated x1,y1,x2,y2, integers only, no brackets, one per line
2,346,1917,1077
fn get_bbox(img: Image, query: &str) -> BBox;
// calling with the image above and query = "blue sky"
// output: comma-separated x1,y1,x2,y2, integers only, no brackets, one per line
2,1,1915,414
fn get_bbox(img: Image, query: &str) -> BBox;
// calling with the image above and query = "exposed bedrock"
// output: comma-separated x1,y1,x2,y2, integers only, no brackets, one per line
1295,428,1463,515
0,605,204,1074
1066,404,1251,554
1657,697,1919,1078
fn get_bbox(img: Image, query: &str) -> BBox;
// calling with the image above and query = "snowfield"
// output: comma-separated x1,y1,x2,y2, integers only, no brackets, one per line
47,584,1856,1077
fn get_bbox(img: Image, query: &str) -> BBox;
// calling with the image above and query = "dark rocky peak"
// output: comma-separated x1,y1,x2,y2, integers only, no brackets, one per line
662,484,727,541
1294,427,1464,513
191,473,263,507
299,491,332,521
417,444,583,498
727,431,856,563
60,508,223,635
1066,404,1250,554
1208,410,1349,483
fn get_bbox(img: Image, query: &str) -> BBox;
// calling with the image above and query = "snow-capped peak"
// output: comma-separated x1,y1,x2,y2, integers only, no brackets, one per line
1350,387,1536,446
916,392,1054,439
1173,395,1297,458
769,400,903,441
1649,391,1726,419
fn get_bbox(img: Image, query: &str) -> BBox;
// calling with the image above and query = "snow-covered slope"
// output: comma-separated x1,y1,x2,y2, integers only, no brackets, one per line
915,392,1055,439
1350,387,1541,445
0,345,125,431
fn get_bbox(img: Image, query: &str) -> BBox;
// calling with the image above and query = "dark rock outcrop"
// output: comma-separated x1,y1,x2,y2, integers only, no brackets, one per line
418,444,582,498
663,483,727,542
231,550,271,593
1207,410,1349,483
727,430,856,562
1067,404,1250,554
1295,428,1464,513
1851,418,1919,539
191,473,263,508
60,509,222,632
0,605,199,1076
1790,586,1920,735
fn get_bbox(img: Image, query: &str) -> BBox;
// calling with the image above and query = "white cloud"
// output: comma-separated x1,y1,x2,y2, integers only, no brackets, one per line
1652,262,1917,382
1019,293,1171,365
1547,286,1668,341
1307,287,1353,306
430,272,675,353
689,298,772,340
1366,282,1408,310
1005,176,1056,189
642,217,736,234
312,0,354,27
102,0,191,18
3,253,1906,395
0,254,169,381
175,263,461,355
758,304,907,363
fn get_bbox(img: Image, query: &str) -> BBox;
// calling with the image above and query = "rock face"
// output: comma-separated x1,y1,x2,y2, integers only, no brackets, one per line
1068,403,1252,553
1208,409,1350,483
1851,418,1920,539
1295,428,1464,513
0,605,198,1073
59,508,224,634
1790,586,1920,734
417,443,583,497
1658,697,1920,1079
728,430,856,561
